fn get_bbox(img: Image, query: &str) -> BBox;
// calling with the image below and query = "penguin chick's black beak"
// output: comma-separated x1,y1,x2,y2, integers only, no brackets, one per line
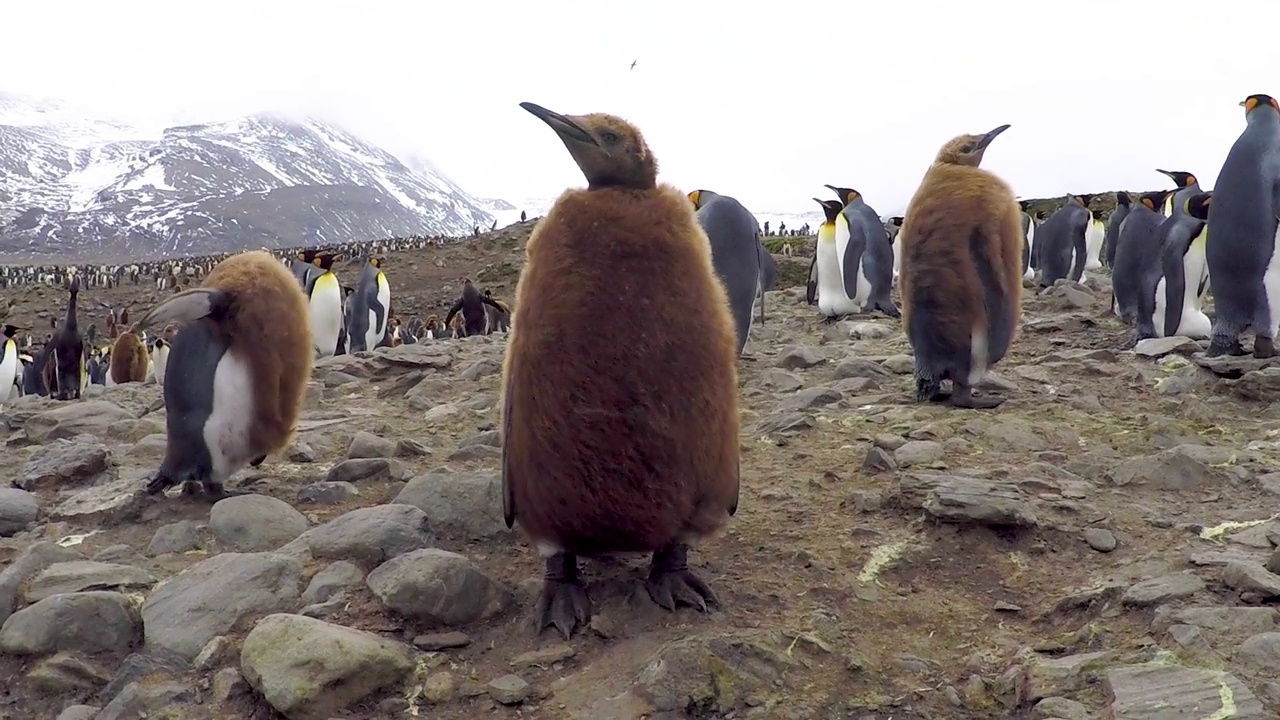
520,102,599,147
974,124,1011,152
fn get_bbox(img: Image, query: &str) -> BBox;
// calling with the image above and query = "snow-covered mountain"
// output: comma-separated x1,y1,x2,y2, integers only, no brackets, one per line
0,91,498,261
506,194,823,236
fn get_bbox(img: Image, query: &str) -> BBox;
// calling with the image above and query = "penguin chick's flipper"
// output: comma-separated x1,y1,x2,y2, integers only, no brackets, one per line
644,543,720,613
537,552,591,639
136,289,234,332
948,383,1005,410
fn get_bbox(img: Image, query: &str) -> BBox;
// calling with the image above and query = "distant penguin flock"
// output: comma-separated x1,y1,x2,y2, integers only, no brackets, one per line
4,92,1280,649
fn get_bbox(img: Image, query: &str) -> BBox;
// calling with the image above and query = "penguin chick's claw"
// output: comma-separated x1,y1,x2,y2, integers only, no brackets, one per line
644,544,720,613
536,553,591,639
948,385,1005,410
144,473,174,495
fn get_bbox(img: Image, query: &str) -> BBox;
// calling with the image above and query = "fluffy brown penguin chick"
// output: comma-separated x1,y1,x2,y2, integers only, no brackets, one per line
900,124,1022,409
503,102,741,638
108,328,149,383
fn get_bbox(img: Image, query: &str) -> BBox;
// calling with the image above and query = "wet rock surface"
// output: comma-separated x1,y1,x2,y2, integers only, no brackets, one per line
1,250,1279,719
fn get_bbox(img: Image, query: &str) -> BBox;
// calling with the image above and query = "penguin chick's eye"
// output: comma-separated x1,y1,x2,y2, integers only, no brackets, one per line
961,143,975,153
600,131,620,144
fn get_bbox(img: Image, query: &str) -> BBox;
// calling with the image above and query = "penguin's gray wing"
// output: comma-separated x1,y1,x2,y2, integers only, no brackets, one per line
805,254,818,304
1159,224,1192,337
136,289,233,331
501,377,515,529
368,280,388,337
840,217,867,300
1066,210,1090,282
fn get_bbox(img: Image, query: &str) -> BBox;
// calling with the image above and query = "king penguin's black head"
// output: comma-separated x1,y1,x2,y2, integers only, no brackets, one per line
1241,95,1280,115
1156,169,1197,188
813,198,844,223
1186,192,1213,221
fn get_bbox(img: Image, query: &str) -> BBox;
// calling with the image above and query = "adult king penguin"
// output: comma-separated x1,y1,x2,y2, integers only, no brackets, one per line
1149,192,1212,340
345,256,392,353
823,185,900,317
504,102,740,638
1034,196,1089,288
306,251,344,357
133,251,313,499
1111,190,1173,325
900,124,1020,409
1017,201,1037,282
806,199,861,319
1206,95,1280,357
688,189,766,354
885,216,905,282
1103,192,1132,269
0,324,23,404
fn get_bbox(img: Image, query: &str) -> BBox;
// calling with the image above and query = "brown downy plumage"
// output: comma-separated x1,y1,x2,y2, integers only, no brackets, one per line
900,124,1022,409
108,329,149,383
134,250,313,497
502,102,740,639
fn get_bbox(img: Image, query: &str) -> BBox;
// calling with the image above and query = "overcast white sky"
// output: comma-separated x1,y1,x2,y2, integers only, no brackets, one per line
4,1,1279,217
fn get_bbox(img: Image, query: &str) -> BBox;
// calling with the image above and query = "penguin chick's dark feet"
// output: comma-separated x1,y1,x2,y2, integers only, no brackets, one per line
645,543,720,613
820,315,840,325
1207,339,1246,357
948,385,1005,410
202,482,253,501
145,473,174,495
249,455,267,467
536,553,590,639
1254,336,1277,359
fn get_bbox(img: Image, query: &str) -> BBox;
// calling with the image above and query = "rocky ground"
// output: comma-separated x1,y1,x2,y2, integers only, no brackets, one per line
3,233,1280,719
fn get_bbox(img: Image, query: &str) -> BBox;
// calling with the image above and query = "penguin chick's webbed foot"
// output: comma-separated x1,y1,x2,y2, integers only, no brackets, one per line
536,553,591,639
948,384,1005,410
1254,336,1278,359
1207,338,1247,357
645,543,720,613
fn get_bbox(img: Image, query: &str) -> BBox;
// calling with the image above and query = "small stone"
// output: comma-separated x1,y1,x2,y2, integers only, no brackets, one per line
413,631,471,650
862,446,896,473
487,673,530,705
1083,528,1117,553
423,670,458,703
212,666,250,703
894,440,943,467
348,431,396,459
146,520,202,556
511,644,575,667
1121,573,1205,607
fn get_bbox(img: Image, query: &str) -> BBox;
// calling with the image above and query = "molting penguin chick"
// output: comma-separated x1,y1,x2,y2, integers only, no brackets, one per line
134,250,313,499
503,102,740,638
900,124,1021,409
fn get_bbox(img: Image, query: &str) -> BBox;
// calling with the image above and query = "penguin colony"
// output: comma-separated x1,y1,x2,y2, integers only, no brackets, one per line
0,95,1276,644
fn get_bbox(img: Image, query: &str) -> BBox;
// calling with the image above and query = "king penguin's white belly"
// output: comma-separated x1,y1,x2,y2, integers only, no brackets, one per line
816,238,858,317
892,239,903,283
151,346,170,386
1153,277,1169,337
365,308,382,351
1022,223,1036,281
852,258,872,308
1262,225,1280,338
1085,219,1105,270
309,274,343,357
1176,234,1212,339
203,349,257,485
0,340,16,403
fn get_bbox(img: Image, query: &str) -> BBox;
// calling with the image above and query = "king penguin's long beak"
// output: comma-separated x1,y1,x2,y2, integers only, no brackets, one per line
520,102,599,146
975,124,1011,152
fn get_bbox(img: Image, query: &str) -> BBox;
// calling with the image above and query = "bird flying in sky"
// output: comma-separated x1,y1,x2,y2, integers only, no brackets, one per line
630,60,637,70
